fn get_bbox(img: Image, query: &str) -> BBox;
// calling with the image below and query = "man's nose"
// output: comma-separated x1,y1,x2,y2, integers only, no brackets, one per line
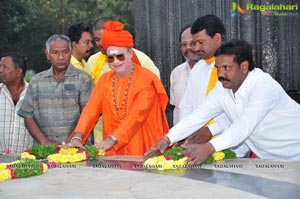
217,68,226,77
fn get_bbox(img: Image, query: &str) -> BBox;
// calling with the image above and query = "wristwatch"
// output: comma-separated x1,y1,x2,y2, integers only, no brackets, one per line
109,135,118,144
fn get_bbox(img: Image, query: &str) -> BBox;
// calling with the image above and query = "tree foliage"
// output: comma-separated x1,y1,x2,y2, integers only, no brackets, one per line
0,0,134,73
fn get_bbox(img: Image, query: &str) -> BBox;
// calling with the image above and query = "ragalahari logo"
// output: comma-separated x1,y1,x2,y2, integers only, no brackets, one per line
231,2,246,17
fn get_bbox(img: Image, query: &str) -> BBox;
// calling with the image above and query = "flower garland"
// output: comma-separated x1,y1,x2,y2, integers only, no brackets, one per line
20,145,105,165
0,159,47,182
0,145,104,182
143,146,236,170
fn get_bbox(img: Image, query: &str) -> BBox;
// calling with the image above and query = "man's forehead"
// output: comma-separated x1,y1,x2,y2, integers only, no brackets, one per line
216,54,236,63
0,56,12,63
107,49,126,55
192,29,209,38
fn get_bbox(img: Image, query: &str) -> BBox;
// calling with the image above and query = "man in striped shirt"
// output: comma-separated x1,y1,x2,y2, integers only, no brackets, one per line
18,34,94,145
0,52,33,153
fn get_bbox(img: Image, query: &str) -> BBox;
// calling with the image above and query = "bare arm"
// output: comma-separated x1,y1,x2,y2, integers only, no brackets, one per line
24,117,60,145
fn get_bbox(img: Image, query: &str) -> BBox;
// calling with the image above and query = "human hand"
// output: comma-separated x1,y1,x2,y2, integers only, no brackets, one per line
173,138,187,147
180,142,215,165
61,134,83,148
94,137,115,151
42,138,60,146
144,136,170,161
184,127,212,145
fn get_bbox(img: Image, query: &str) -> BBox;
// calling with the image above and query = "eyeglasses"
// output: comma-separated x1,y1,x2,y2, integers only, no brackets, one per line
180,41,195,48
107,54,126,63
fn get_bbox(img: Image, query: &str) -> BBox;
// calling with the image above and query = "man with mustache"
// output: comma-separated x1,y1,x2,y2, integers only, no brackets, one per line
170,24,200,125
145,15,248,159
18,34,94,145
147,40,300,164
0,52,33,153
68,22,93,71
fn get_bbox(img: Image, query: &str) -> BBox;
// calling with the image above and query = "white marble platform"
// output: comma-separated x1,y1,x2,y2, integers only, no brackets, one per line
0,157,299,199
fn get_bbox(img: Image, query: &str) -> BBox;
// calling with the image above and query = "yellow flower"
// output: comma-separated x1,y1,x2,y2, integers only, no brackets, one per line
0,164,7,171
159,159,175,170
0,170,12,182
70,153,85,162
144,156,188,170
8,160,21,165
42,163,48,173
47,153,86,164
174,157,187,166
145,155,165,165
59,148,78,155
212,151,225,161
21,152,36,160
98,149,105,156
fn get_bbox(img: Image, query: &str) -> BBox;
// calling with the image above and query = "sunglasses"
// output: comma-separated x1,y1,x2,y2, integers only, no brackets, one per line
107,54,126,63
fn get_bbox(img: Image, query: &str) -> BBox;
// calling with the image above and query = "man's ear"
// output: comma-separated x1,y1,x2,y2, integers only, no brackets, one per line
16,67,23,78
72,41,77,49
214,33,222,44
240,61,249,73
45,49,50,60
129,48,133,57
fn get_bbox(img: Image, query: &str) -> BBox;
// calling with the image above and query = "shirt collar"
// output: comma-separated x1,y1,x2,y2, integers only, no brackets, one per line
43,64,78,78
71,55,86,70
233,68,258,98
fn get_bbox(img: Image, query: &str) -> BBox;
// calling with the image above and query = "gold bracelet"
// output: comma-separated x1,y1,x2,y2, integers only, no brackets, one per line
71,136,82,142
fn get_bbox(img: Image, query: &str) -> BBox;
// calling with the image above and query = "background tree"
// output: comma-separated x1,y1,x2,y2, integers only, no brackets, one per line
0,0,134,73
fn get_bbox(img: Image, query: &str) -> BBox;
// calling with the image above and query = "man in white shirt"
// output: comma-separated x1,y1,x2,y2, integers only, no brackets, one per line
145,40,300,164
0,52,33,153
170,24,200,125
178,15,248,157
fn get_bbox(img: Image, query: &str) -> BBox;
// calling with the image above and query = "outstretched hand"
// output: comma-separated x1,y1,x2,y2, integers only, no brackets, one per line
94,137,115,151
184,127,212,145
61,138,83,148
144,136,170,161
179,142,215,165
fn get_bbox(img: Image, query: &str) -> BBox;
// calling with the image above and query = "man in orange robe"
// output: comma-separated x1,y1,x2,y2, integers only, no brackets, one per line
66,21,169,155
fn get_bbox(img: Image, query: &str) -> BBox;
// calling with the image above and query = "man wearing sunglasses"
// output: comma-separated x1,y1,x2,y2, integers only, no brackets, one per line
85,17,160,143
66,21,169,156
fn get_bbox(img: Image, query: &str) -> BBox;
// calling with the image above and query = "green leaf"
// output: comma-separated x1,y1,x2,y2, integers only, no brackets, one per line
83,145,98,160
30,144,56,159
13,159,43,178
163,146,185,161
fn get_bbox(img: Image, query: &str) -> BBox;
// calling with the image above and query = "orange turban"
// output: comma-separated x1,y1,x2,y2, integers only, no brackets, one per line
101,21,134,51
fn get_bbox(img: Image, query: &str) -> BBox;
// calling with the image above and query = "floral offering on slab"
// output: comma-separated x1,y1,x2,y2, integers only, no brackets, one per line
143,146,236,170
0,159,48,182
21,145,105,164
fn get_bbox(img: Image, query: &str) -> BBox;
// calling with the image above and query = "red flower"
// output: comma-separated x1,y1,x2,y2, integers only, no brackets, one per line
3,149,10,155
7,167,17,179
47,162,57,169
56,146,61,153
23,149,32,154
165,155,171,161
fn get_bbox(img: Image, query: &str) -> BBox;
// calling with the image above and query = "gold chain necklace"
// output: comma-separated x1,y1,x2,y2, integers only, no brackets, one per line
112,66,135,120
